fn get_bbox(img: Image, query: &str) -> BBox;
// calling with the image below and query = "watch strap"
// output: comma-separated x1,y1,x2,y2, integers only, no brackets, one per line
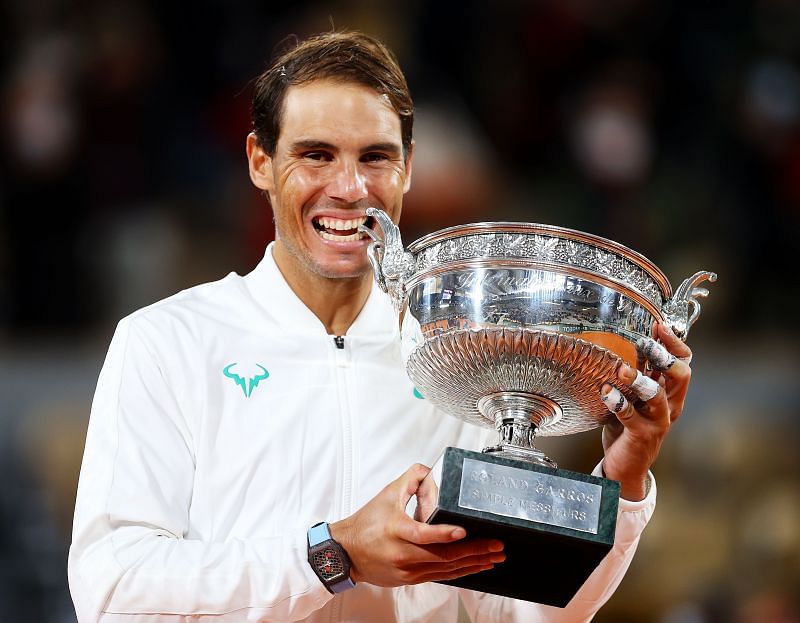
329,574,357,593
307,522,333,546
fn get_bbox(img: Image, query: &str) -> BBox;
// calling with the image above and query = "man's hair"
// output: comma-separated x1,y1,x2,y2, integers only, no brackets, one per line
251,31,414,159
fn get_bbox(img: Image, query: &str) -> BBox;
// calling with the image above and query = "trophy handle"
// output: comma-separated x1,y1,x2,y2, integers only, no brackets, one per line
662,271,717,340
359,208,414,311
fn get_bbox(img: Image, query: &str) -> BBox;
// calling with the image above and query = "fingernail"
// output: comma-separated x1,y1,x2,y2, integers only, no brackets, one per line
488,540,504,552
631,370,660,401
601,386,628,414
618,363,636,383
490,553,507,563
451,527,466,539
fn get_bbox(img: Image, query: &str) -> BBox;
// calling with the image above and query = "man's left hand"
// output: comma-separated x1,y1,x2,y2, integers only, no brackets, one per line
599,322,693,501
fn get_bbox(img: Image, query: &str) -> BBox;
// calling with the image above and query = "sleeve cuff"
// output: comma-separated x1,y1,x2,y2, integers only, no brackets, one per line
591,462,657,513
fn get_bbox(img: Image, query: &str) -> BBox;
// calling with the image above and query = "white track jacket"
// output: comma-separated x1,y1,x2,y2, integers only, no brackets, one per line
69,244,656,622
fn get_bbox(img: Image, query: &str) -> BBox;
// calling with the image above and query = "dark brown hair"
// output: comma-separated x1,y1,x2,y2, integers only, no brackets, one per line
251,31,414,158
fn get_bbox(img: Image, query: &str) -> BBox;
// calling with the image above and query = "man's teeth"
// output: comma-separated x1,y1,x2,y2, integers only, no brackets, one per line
318,230,366,241
317,216,367,231
314,215,369,241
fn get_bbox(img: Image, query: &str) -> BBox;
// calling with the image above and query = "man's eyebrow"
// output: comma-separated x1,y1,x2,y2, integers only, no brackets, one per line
288,139,403,155
289,139,338,152
361,142,402,156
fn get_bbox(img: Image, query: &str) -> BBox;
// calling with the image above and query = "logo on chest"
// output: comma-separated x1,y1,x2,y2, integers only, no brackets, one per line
223,363,269,397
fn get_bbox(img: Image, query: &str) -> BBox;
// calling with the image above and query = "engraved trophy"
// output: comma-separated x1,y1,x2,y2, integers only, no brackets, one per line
361,208,716,607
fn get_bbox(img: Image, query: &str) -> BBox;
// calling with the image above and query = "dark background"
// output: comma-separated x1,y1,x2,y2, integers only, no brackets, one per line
1,1,798,621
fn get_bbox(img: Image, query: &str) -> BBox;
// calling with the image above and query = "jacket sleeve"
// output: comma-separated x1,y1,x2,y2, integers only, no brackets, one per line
68,317,334,622
458,467,656,623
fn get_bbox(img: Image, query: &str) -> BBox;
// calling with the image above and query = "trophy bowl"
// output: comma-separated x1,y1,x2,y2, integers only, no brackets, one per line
361,208,716,466
361,208,716,606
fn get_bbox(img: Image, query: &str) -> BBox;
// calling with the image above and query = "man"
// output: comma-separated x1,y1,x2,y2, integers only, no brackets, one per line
69,31,694,622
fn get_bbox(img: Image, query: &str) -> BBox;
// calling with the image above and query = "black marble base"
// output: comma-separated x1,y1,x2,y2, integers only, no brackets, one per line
423,447,620,607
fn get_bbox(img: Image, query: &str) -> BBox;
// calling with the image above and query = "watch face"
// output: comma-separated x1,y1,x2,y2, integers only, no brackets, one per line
312,546,345,582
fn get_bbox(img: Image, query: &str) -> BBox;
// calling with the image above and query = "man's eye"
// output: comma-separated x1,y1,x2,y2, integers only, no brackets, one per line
304,152,331,161
362,153,389,163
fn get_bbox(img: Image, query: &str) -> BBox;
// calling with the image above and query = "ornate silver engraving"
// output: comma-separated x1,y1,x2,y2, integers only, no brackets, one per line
407,328,637,436
410,233,664,309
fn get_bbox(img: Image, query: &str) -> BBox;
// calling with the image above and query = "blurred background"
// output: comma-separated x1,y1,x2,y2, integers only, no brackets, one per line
1,1,798,621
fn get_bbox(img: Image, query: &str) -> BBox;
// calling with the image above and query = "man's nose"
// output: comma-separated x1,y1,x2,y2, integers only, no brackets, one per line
325,160,368,203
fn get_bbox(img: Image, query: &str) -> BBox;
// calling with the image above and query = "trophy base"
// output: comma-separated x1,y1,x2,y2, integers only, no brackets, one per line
420,447,620,607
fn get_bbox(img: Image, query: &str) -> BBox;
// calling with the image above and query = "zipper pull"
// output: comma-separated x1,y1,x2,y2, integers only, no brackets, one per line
334,336,345,349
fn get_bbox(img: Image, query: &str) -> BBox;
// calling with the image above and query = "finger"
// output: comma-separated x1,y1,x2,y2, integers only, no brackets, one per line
412,562,498,584
643,329,692,414
656,322,692,362
397,535,505,566
429,538,505,563
612,363,672,423
601,385,633,419
409,548,506,571
614,360,663,401
636,336,677,372
630,369,661,401
661,369,690,424
394,515,468,545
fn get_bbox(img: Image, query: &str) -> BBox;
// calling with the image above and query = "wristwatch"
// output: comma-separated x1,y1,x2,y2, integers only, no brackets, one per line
307,522,356,593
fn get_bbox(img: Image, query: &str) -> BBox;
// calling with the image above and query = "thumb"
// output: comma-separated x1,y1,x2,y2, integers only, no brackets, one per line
414,468,440,523
394,463,433,510
392,464,467,545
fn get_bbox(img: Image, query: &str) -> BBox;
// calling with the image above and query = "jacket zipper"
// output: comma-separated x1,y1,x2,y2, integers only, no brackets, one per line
332,335,354,514
331,335,353,621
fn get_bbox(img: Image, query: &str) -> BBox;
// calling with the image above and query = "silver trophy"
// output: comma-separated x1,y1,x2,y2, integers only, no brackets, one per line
361,208,715,606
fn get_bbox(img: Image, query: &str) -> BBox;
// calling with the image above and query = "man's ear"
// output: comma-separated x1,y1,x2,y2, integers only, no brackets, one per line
246,133,274,193
403,139,415,194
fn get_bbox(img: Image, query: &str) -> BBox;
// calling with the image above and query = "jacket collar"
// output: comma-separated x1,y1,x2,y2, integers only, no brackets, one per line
242,242,399,340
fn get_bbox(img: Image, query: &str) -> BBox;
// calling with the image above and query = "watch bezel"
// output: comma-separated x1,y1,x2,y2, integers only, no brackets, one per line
308,541,351,584
307,522,355,593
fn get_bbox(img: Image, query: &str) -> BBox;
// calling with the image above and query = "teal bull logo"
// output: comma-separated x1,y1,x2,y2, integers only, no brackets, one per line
223,363,269,397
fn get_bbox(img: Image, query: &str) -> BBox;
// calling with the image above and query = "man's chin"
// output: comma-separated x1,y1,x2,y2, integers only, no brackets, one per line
317,263,373,281
307,252,371,280
276,237,374,282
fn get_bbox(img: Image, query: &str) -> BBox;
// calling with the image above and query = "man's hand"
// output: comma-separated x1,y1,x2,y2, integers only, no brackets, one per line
329,464,505,586
600,322,692,501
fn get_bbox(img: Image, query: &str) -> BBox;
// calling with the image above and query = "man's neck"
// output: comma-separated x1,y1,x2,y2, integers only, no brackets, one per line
272,245,374,336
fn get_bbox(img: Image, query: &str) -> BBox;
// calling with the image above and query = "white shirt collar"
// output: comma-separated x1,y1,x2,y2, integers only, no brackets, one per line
242,242,399,340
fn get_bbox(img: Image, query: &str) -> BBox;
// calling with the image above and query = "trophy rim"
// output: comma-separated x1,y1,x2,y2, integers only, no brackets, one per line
406,221,672,299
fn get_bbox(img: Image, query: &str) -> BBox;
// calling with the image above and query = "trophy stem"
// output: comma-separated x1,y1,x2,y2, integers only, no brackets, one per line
478,392,562,468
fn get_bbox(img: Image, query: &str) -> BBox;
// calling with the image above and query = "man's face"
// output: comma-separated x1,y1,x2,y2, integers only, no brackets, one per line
248,79,412,282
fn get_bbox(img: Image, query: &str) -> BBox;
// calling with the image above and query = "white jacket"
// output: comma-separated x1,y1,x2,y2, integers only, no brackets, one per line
69,244,656,622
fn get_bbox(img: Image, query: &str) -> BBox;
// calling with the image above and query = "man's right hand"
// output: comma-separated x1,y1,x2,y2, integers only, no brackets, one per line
329,463,506,587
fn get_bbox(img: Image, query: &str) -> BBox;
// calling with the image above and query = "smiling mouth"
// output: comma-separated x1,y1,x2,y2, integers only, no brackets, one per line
312,215,374,242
